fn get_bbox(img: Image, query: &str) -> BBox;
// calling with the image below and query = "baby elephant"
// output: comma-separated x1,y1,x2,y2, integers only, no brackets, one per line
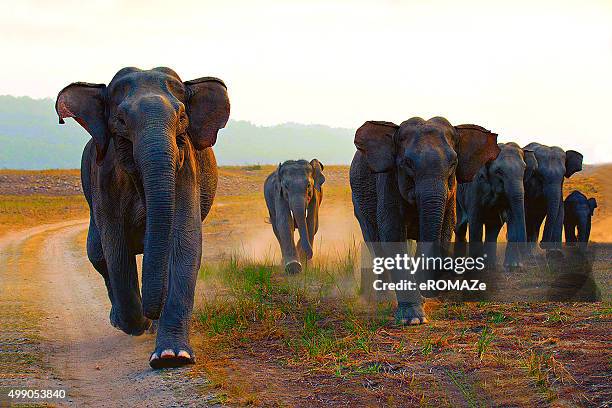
456,142,537,268
264,159,325,273
564,190,597,244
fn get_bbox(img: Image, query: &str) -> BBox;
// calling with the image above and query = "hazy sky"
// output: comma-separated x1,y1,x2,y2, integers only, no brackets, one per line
2,0,611,162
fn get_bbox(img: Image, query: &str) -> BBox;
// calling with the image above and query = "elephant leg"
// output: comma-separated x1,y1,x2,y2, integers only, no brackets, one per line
548,199,564,250
525,204,545,242
295,224,308,265
306,194,320,247
298,194,321,264
583,220,592,243
151,232,201,368
350,152,379,244
86,215,118,327
100,225,150,336
375,173,426,325
455,218,468,258
266,194,300,273
485,217,503,268
456,218,468,243
484,217,503,242
564,220,577,244
468,211,485,260
275,203,301,274
525,206,545,255
455,202,468,258
276,221,300,274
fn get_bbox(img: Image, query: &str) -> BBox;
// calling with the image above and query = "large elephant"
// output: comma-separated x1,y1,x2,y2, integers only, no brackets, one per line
564,190,597,245
350,118,500,325
55,67,230,368
264,159,325,274
523,143,583,249
456,142,537,267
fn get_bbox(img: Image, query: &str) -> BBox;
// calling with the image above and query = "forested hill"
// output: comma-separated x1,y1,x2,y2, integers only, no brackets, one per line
0,95,355,169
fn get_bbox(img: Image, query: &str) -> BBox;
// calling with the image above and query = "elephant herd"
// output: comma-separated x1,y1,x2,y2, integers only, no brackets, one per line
268,118,596,324
56,67,597,368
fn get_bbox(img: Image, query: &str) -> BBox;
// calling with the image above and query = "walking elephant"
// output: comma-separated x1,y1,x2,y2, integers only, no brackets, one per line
350,118,500,325
456,142,537,267
55,67,230,368
523,143,583,249
264,159,325,274
564,190,597,245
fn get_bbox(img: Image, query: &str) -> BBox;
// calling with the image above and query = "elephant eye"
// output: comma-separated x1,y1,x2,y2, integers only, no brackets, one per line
112,116,128,138
177,112,189,131
495,168,504,176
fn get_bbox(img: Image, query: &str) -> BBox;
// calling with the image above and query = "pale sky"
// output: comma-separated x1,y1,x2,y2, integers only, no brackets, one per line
1,0,611,162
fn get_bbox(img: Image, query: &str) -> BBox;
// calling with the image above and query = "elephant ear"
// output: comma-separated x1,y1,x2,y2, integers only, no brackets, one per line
565,150,583,178
184,77,230,150
523,149,538,181
56,82,109,164
454,124,501,183
310,159,325,192
588,198,597,215
354,121,398,173
275,162,283,193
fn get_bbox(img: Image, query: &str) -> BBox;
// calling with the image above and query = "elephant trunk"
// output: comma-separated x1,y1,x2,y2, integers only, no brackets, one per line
505,181,527,243
416,181,447,243
136,130,177,320
541,183,562,243
413,181,447,286
289,196,313,259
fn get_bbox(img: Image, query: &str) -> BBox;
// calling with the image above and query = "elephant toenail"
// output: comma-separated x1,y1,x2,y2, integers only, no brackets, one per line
161,349,175,358
409,318,420,325
177,350,190,359
150,353,159,362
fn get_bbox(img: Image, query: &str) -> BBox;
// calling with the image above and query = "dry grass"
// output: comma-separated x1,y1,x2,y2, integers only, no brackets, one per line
189,250,611,406
0,195,88,236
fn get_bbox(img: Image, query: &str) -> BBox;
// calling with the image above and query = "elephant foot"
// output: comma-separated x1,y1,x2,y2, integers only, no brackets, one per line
503,260,523,270
110,306,120,329
284,261,302,274
149,346,195,369
545,249,564,261
395,302,429,326
109,306,151,336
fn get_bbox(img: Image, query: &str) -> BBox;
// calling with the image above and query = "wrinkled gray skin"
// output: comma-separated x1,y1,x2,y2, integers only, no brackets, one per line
523,143,583,250
264,159,325,273
56,67,230,368
456,143,537,268
350,119,500,325
564,190,597,245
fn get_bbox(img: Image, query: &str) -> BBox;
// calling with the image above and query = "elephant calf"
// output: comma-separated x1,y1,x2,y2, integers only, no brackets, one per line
264,159,325,273
456,142,537,267
564,190,597,244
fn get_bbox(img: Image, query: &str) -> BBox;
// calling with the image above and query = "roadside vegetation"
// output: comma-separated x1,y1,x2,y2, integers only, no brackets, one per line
190,250,610,406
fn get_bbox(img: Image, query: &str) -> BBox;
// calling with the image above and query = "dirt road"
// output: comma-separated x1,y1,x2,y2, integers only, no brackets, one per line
0,220,214,407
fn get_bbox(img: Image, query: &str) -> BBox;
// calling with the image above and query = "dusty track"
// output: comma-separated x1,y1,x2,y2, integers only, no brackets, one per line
0,221,213,407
